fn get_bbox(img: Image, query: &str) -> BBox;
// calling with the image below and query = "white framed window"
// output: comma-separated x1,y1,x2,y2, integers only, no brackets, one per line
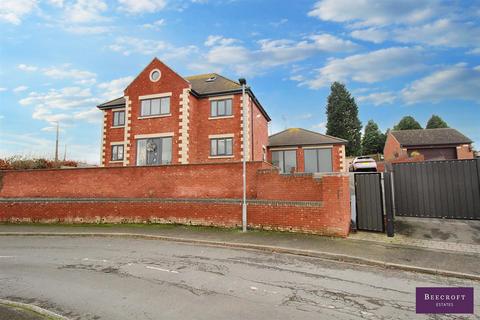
136,137,172,166
140,97,170,117
149,69,161,82
210,99,232,117
111,145,124,161
112,110,125,127
210,137,233,156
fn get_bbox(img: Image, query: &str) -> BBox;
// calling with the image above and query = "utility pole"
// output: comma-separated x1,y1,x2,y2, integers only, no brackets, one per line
63,144,67,161
54,122,59,162
239,78,247,232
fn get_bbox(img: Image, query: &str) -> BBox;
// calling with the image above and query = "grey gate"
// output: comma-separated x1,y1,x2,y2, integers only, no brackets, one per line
355,173,385,232
393,159,480,220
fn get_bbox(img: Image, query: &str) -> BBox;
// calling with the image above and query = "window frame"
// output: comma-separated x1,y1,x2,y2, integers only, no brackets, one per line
210,99,233,118
303,148,333,173
271,149,297,174
140,97,170,117
111,144,124,161
136,136,172,166
210,137,233,156
112,110,125,127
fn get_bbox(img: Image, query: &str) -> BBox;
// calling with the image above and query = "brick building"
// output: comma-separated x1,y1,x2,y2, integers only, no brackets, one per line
383,128,474,161
97,58,270,167
97,58,346,172
267,128,347,173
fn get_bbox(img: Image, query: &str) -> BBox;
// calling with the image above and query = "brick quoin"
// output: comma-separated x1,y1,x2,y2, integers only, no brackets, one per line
0,163,351,237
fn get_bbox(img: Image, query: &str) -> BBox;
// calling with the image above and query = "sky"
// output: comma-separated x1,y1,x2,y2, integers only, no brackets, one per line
0,0,479,164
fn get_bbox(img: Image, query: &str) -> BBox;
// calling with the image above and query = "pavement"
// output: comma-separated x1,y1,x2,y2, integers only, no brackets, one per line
1,235,479,319
350,217,480,255
0,223,479,280
0,299,66,319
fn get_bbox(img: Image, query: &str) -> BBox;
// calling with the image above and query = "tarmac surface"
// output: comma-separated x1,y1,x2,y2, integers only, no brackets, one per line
1,235,479,319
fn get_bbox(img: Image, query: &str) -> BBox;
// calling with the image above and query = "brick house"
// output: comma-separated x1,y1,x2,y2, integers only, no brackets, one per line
97,58,270,167
383,128,474,161
267,128,347,173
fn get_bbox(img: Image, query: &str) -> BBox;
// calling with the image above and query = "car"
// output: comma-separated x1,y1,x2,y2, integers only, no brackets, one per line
350,156,377,172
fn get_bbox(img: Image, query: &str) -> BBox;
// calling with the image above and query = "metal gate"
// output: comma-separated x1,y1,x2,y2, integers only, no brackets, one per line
355,173,385,232
393,159,480,220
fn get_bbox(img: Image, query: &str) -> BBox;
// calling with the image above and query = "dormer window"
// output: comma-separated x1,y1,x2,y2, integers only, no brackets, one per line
149,69,161,82
205,76,216,82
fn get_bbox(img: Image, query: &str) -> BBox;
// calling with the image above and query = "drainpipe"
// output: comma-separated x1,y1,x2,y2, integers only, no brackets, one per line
239,78,247,232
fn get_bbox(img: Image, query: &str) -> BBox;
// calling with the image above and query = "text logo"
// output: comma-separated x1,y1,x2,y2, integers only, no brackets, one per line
416,287,474,314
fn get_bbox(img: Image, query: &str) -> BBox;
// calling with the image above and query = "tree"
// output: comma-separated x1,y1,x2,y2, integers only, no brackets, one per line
361,120,385,155
326,82,362,156
426,115,448,129
393,116,422,130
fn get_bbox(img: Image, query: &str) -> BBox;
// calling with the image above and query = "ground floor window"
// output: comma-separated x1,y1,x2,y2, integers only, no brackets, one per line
111,144,124,161
304,148,332,173
136,137,172,165
272,150,296,173
210,137,233,156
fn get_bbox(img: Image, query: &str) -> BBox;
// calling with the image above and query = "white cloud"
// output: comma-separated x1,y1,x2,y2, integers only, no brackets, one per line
197,34,358,75
46,0,64,7
97,76,133,100
311,121,326,133
142,19,165,30
350,27,388,44
13,85,28,93
467,48,480,55
299,47,426,89
64,0,107,23
108,36,198,60
17,64,38,71
402,64,480,104
308,0,437,27
64,25,111,34
204,35,239,47
42,65,97,81
270,18,288,27
0,87,7,92
118,0,166,13
0,0,37,25
357,91,397,106
393,19,480,48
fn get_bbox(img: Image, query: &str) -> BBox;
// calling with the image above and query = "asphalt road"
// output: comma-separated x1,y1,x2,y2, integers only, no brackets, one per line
0,236,478,320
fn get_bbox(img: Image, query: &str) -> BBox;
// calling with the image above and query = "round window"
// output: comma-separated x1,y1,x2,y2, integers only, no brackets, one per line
150,69,161,82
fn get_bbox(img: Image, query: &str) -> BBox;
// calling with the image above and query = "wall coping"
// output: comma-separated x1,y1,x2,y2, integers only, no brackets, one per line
0,197,323,207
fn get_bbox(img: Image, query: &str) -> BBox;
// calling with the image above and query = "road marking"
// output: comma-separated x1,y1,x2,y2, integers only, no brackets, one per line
145,266,179,274
82,258,108,263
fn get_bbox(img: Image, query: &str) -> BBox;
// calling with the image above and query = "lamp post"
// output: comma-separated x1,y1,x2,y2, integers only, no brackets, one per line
239,78,247,232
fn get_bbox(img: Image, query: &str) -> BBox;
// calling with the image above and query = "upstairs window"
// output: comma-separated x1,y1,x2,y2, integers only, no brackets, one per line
210,99,232,117
141,97,170,117
210,138,233,156
112,110,125,127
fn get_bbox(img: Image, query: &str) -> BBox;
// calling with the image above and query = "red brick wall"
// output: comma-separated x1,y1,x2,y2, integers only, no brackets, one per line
384,133,407,161
124,59,190,166
102,109,125,167
457,144,474,159
0,163,351,237
250,98,269,161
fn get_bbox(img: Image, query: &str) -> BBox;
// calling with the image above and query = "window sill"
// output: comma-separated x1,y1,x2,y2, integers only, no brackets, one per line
110,126,125,129
208,115,234,120
208,155,234,159
138,114,171,120
109,160,124,163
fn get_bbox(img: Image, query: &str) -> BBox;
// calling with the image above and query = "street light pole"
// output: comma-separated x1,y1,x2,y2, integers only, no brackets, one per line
239,78,247,232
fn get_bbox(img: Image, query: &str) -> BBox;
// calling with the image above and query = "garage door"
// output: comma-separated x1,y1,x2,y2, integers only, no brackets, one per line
408,148,457,161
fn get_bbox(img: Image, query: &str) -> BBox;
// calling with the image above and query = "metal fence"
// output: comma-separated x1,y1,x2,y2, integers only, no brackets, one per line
392,158,480,220
355,173,385,232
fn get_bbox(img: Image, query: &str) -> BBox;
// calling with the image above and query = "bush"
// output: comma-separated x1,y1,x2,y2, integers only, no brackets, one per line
0,156,78,170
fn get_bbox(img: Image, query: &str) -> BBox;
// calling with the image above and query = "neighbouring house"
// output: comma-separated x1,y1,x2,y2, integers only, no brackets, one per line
383,128,474,161
97,58,270,167
267,128,347,173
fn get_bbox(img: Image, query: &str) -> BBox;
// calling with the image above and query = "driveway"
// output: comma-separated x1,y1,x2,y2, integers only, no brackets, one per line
1,236,479,319
395,216,480,245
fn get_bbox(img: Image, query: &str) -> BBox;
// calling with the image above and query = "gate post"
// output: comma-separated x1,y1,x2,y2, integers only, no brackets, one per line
384,171,395,237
